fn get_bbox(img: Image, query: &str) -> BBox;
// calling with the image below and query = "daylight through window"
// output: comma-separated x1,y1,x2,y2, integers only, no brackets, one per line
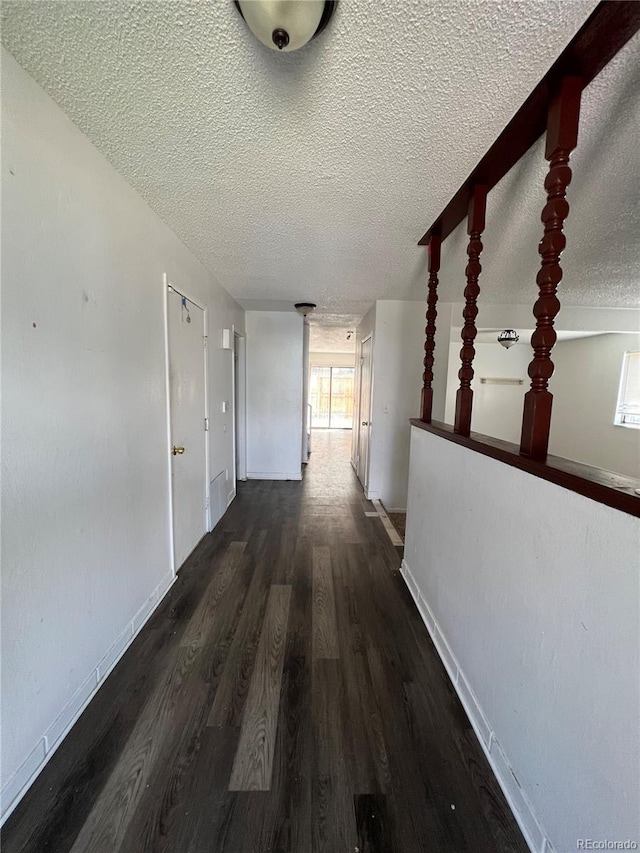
614,351,640,428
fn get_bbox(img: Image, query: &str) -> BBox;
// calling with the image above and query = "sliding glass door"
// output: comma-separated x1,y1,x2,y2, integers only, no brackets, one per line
309,366,355,429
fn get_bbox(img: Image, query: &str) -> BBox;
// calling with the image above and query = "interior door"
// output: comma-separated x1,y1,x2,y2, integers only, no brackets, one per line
357,336,372,489
168,288,207,570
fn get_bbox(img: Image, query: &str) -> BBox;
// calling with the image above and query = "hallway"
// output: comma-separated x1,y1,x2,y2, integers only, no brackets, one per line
2,431,527,853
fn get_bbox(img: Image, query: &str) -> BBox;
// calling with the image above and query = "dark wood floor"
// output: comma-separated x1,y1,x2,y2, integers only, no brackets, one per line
2,430,527,853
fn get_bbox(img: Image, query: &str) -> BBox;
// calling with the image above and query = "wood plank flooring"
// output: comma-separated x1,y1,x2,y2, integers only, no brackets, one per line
2,429,528,853
229,585,291,791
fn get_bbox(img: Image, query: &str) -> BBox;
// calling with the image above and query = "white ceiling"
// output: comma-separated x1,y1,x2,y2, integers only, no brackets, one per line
309,324,356,353
3,0,637,327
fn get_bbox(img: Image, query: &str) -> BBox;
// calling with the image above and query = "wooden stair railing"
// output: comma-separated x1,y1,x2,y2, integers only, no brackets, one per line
416,1,640,483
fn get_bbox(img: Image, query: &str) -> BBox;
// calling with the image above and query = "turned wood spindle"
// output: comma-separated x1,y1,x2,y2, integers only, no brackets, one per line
520,77,582,461
454,185,488,436
421,233,442,423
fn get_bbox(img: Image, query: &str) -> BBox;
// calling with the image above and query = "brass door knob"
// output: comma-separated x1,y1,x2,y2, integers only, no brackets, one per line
362,421,368,426
172,445,185,455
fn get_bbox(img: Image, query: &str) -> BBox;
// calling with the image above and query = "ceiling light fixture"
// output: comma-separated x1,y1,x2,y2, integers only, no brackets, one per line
497,329,520,349
234,1,337,52
294,302,317,318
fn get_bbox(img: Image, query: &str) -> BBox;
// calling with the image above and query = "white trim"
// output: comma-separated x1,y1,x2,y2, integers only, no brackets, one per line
400,558,548,853
613,350,640,428
162,274,176,577
165,279,211,552
356,333,374,491
231,325,237,488
0,741,46,824
0,570,176,825
232,329,247,482
202,305,211,531
246,472,303,481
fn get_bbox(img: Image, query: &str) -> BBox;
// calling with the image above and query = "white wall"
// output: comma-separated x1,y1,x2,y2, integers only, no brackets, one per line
404,426,640,853
1,49,244,820
309,351,355,368
550,333,640,477
367,301,426,509
441,332,640,476
245,311,303,479
354,301,426,509
444,341,531,442
430,302,454,422
451,302,640,336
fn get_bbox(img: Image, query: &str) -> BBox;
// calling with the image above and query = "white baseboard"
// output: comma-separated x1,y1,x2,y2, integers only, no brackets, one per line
246,472,302,481
0,569,176,825
226,488,236,508
384,507,407,514
365,489,380,500
400,559,548,853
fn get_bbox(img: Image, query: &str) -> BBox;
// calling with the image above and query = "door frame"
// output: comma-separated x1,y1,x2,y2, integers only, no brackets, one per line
309,364,356,429
356,333,373,491
232,327,247,484
163,274,210,577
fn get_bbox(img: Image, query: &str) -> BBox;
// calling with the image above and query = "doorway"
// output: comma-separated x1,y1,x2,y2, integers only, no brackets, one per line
356,335,373,490
233,330,247,483
309,366,355,429
166,282,209,572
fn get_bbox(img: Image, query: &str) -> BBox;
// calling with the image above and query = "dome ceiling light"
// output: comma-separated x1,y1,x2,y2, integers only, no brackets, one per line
497,329,520,349
234,1,337,52
294,302,317,318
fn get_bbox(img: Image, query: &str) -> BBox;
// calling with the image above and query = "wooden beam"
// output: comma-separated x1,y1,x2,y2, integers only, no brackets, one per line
417,1,640,246
410,419,640,519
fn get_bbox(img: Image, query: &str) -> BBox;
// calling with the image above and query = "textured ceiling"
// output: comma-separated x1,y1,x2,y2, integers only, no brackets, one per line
6,0,634,327
309,324,356,353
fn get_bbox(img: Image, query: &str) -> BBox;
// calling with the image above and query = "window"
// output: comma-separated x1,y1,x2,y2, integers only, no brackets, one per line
309,366,355,429
614,351,640,428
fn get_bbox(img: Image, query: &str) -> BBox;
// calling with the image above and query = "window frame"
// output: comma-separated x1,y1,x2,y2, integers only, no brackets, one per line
613,351,640,429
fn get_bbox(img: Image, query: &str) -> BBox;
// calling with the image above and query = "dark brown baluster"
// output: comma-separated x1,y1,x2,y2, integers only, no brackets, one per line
421,233,441,423
454,185,488,436
520,77,582,461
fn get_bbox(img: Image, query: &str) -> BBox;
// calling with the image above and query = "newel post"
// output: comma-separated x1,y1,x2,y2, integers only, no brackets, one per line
520,77,582,461
421,233,442,423
454,184,488,436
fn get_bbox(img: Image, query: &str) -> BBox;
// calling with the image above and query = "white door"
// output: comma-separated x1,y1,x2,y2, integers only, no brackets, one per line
357,336,373,489
168,287,207,570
